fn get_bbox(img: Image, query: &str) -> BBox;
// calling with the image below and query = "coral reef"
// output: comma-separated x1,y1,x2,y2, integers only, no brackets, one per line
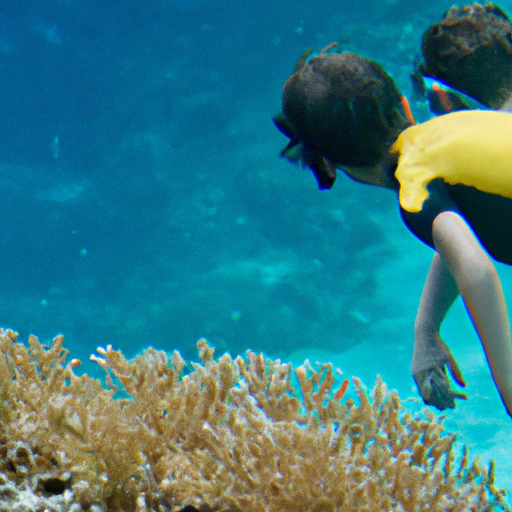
0,328,507,511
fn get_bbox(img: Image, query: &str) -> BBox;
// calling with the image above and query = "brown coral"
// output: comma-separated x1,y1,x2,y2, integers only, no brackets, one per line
0,329,507,511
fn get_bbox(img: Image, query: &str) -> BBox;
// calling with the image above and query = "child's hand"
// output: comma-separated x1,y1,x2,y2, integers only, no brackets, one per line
412,333,467,410
414,367,467,410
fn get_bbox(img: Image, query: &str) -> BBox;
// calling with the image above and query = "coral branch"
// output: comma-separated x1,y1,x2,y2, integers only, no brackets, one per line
0,329,506,512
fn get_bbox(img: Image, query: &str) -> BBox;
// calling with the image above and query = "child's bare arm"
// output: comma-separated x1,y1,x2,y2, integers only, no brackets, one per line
413,252,467,409
431,211,512,417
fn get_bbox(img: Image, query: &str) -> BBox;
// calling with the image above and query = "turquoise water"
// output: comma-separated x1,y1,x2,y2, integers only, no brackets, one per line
0,0,511,496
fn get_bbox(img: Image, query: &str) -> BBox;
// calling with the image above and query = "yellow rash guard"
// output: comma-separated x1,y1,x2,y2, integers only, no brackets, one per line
391,110,512,264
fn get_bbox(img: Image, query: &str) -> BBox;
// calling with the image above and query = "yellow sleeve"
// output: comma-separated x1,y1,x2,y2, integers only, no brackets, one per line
392,110,512,213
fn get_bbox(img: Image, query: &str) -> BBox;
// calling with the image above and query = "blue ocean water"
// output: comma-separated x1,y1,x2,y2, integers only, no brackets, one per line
1,0,512,496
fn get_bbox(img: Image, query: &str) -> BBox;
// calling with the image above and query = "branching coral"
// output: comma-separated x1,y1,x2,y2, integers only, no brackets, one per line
0,328,507,511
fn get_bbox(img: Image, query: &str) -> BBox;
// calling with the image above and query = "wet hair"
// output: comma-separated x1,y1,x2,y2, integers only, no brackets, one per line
281,51,408,169
421,3,512,109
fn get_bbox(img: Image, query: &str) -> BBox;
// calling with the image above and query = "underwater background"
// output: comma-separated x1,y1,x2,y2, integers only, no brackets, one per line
0,0,511,496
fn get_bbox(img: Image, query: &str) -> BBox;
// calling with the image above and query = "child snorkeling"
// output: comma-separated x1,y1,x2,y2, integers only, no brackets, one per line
274,3,512,417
